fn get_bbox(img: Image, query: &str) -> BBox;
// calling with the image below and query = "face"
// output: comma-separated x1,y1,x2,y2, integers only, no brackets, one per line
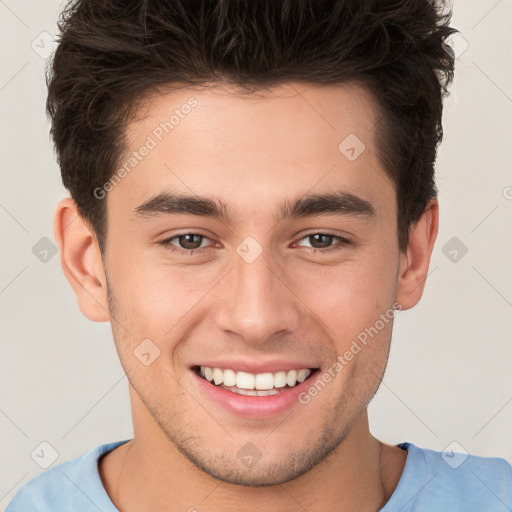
102,82,402,485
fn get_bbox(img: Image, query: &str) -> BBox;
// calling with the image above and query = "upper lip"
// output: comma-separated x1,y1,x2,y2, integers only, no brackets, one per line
192,359,319,374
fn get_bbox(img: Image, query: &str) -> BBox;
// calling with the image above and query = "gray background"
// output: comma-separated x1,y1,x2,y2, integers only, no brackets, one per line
1,0,511,506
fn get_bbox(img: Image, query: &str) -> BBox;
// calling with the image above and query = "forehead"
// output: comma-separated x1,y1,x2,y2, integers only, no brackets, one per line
111,81,394,221
128,81,379,156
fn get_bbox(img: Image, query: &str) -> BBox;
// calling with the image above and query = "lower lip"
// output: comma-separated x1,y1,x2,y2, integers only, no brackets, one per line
192,369,319,419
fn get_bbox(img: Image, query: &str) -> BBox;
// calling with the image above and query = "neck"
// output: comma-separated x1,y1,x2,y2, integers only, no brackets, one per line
100,405,403,512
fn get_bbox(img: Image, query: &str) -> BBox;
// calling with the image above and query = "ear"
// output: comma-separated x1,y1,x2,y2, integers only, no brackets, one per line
53,198,110,322
396,198,439,311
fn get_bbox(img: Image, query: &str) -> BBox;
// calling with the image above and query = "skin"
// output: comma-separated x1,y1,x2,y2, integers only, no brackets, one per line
54,81,438,512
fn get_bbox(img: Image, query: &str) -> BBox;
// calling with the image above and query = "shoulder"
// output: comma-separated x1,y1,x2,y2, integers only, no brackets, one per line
5,440,128,512
384,442,512,511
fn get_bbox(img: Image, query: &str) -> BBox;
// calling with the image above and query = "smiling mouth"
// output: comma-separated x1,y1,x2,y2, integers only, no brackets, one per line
193,365,319,396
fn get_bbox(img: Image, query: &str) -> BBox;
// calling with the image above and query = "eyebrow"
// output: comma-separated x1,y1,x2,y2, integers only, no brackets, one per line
134,190,376,224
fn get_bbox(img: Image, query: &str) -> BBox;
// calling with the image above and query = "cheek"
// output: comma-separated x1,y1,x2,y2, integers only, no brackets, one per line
287,249,398,338
137,265,229,321
107,260,228,375
109,248,213,324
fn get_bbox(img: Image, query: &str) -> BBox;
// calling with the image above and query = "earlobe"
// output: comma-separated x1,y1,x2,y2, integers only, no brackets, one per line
53,198,110,322
396,198,439,311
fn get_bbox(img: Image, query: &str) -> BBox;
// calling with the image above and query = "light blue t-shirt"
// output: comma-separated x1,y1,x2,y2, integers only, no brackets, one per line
6,440,512,511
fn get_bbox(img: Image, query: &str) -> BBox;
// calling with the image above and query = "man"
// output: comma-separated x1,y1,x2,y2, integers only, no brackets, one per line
7,0,512,510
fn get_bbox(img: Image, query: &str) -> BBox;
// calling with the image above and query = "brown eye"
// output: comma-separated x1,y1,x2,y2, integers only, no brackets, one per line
295,232,352,253
308,234,335,249
176,234,205,249
159,233,213,254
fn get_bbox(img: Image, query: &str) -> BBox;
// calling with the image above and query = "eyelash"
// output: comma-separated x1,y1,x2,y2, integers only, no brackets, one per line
158,232,352,256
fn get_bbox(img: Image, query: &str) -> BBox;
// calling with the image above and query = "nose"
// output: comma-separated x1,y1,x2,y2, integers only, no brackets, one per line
214,246,301,346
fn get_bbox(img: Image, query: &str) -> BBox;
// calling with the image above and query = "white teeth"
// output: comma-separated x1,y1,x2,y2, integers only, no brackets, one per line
286,370,298,387
297,369,309,383
257,389,280,396
198,366,312,392
240,389,258,396
255,373,274,390
213,368,223,385
204,367,213,382
217,385,282,396
274,371,287,388
236,371,255,390
223,368,237,387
